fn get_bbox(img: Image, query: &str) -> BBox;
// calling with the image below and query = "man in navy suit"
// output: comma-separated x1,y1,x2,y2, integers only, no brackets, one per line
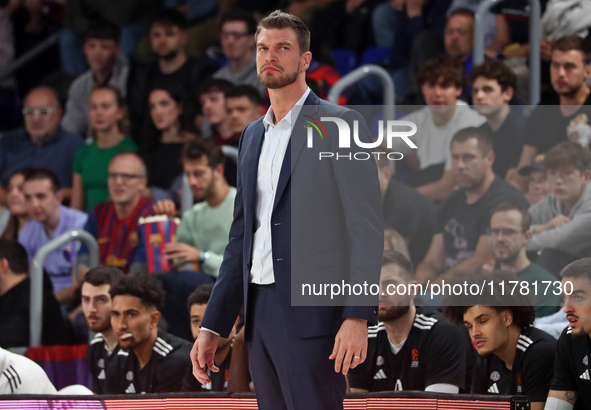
190,10,383,410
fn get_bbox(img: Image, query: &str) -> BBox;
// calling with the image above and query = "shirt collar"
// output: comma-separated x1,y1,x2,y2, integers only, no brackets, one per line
263,87,311,131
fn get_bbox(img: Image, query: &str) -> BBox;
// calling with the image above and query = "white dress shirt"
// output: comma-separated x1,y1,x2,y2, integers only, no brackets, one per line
250,87,311,284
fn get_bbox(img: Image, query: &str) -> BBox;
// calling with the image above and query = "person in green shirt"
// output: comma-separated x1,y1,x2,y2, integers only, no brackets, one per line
487,202,561,317
71,86,137,211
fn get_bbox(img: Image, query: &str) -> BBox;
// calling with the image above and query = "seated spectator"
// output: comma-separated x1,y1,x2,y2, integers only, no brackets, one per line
393,56,486,202
443,273,556,409
198,79,235,143
183,284,238,391
141,85,198,203
145,139,235,339
164,0,219,57
0,347,57,393
20,169,88,304
0,239,69,348
510,36,591,191
1,170,31,240
546,258,591,409
62,20,130,139
71,86,137,212
348,250,471,393
127,9,216,142
106,274,193,394
416,127,529,284
486,202,561,317
0,87,84,203
213,11,265,98
527,142,591,276
81,265,124,394
519,155,550,206
79,153,153,273
376,152,437,267
471,60,525,180
225,85,264,139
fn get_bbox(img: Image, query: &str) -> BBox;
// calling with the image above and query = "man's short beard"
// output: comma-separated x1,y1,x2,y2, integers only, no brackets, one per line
88,320,110,334
258,62,300,89
378,305,410,322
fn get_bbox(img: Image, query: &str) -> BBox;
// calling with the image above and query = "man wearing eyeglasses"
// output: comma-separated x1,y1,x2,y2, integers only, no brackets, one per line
212,11,266,98
0,87,84,203
485,202,561,317
78,152,153,274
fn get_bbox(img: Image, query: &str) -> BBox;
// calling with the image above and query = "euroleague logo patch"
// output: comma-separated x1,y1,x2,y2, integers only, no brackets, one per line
411,349,419,368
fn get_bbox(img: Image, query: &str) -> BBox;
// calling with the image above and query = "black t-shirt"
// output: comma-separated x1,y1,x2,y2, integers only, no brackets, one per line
524,94,591,154
437,176,529,269
87,333,119,394
383,178,437,267
480,110,526,179
551,326,591,410
348,307,470,392
148,142,184,190
472,326,556,402
106,328,193,394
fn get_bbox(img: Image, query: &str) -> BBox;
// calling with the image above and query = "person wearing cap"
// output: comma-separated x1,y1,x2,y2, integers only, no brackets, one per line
527,142,591,276
519,154,550,205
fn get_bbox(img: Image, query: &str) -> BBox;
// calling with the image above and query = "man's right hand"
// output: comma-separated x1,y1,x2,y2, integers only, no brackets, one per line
191,330,220,385
153,199,177,217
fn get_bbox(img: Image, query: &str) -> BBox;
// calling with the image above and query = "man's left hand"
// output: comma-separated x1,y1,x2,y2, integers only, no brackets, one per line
164,243,201,268
329,318,368,375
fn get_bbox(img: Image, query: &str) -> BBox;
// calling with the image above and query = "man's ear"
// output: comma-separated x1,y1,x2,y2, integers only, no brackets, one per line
502,309,513,327
151,310,161,328
0,258,9,276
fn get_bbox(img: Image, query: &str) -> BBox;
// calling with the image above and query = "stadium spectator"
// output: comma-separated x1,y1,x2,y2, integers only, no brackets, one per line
62,20,129,139
527,142,591,276
546,258,591,409
443,273,556,409
78,153,153,273
510,36,591,191
127,9,216,142
225,85,264,139
486,202,561,317
141,85,198,203
106,274,193,393
471,61,525,180
348,250,471,393
19,169,87,304
1,170,31,240
0,239,69,348
164,0,219,56
71,86,137,212
392,56,485,202
213,11,265,98
183,284,239,391
376,151,437,267
0,87,83,202
198,79,235,142
81,265,124,394
416,127,529,284
0,347,57,394
518,155,551,206
146,139,234,339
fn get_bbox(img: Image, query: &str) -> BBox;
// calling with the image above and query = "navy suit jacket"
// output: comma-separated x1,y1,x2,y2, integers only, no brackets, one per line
201,91,383,340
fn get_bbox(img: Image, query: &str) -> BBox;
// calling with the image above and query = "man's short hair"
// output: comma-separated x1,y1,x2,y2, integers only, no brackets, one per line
25,86,61,110
417,55,464,89
181,138,225,169
84,19,121,42
382,250,414,273
198,79,234,97
221,10,257,34
0,239,28,274
561,257,591,283
469,60,517,92
81,265,125,288
543,141,591,173
225,85,262,106
23,168,61,192
256,10,310,54
552,35,591,65
491,202,532,232
109,152,147,177
449,8,475,20
187,284,214,310
450,126,493,155
442,271,536,328
151,8,188,31
109,274,165,310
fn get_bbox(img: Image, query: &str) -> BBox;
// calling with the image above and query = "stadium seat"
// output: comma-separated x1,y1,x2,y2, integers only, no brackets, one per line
330,48,357,76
